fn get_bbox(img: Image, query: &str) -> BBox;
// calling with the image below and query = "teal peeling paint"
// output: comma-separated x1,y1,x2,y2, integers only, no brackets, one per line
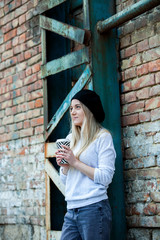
89,0,126,239
41,47,89,78
45,65,92,140
40,15,85,44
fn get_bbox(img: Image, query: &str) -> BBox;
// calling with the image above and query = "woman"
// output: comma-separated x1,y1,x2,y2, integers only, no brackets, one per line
56,89,116,240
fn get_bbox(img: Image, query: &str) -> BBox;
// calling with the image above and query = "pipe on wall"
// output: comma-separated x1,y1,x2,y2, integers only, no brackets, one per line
97,0,160,33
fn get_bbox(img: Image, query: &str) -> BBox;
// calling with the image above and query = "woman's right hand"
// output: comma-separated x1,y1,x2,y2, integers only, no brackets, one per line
55,150,70,175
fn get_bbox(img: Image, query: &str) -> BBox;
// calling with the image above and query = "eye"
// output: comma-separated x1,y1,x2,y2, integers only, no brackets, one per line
76,105,81,109
70,106,73,112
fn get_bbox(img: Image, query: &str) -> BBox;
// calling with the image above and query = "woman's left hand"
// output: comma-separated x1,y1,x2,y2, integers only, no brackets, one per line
56,145,78,167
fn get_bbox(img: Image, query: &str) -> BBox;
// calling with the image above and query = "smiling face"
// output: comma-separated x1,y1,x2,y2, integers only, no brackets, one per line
70,99,85,127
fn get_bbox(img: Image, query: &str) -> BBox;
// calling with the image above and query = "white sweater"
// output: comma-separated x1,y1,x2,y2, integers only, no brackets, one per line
60,131,116,209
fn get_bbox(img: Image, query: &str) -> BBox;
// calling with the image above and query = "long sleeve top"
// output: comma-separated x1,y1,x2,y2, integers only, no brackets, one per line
60,130,116,209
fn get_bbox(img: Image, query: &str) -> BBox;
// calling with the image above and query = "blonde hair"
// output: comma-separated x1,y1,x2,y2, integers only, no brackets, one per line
70,102,108,159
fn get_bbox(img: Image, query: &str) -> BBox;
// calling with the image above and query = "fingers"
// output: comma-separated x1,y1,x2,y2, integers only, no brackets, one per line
61,145,70,150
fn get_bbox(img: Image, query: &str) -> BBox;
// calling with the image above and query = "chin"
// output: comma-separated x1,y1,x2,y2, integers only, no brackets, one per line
74,122,82,127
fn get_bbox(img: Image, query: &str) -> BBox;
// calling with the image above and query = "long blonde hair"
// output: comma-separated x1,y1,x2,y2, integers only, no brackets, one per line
70,102,108,159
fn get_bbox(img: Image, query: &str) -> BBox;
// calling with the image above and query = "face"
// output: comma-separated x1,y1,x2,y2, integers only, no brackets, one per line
70,99,85,127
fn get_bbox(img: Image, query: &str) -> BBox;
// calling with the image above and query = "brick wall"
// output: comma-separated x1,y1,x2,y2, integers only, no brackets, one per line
116,0,160,239
0,0,160,239
0,0,46,239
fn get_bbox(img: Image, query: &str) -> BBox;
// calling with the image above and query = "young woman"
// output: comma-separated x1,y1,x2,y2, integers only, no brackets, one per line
56,89,116,240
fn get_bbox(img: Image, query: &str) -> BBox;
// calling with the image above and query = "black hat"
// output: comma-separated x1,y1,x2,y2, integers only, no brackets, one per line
71,89,105,123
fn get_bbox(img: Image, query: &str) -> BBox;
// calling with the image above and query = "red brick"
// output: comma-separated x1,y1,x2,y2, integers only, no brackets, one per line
155,72,160,84
27,84,34,93
136,88,149,100
149,59,160,72
121,81,132,93
14,112,26,123
20,128,34,137
16,122,23,130
19,14,26,25
14,43,26,54
19,71,26,80
131,74,155,90
28,101,35,109
125,45,137,58
142,48,160,63
2,49,13,61
4,29,17,42
12,36,19,46
24,51,32,60
17,23,28,35
139,112,151,122
151,107,160,121
19,33,26,43
35,126,44,135
6,41,12,50
125,91,136,103
26,68,32,77
24,121,30,129
137,63,149,76
17,53,24,62
149,35,160,48
31,117,44,127
145,97,160,110
15,5,27,18
32,63,41,73
129,54,141,67
122,114,139,127
35,99,43,108
149,85,160,97
12,106,17,115
125,67,136,80
123,101,144,114
137,39,149,53
12,18,19,28
34,80,43,90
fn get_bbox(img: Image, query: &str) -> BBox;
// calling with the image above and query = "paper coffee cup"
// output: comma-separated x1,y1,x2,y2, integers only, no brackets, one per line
56,138,70,164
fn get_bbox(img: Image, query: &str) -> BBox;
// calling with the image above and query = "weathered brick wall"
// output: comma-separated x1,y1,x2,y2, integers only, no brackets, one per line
0,1,46,239
116,0,160,239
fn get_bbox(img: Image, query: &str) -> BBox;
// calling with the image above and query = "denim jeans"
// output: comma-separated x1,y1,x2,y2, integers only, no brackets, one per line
60,199,112,240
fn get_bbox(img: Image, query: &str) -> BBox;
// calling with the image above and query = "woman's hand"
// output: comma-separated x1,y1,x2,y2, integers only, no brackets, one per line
55,145,78,168
56,145,95,180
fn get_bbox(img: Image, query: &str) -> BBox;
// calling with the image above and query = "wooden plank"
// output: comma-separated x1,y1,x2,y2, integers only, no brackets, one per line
45,142,57,158
86,77,93,90
49,230,62,240
41,29,48,129
45,173,51,232
41,47,89,78
40,15,85,44
45,64,92,140
45,159,65,195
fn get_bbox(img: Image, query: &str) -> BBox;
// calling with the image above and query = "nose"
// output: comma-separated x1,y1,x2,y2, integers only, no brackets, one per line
71,108,76,115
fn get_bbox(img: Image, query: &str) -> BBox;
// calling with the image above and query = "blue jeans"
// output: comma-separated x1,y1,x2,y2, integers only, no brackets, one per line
61,199,112,240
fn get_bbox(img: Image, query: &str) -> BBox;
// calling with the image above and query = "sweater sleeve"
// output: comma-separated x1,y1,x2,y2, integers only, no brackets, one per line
94,133,116,187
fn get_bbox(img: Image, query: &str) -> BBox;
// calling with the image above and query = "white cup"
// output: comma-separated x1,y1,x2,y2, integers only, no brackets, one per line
56,139,70,164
